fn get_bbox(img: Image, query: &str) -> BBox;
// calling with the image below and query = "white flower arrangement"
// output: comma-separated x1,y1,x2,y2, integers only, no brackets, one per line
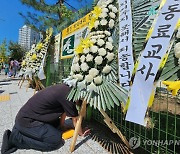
106,52,114,62
106,42,114,50
94,76,102,84
91,39,97,44
71,63,80,72
102,8,109,13
87,82,97,92
80,55,86,63
73,56,79,64
83,48,90,54
102,65,112,74
77,80,86,90
95,56,103,65
109,12,116,19
100,12,108,18
98,48,107,56
174,42,180,58
108,37,113,42
73,74,83,81
86,54,94,62
97,39,105,46
104,31,111,36
112,7,118,13
94,20,100,28
100,19,108,26
89,68,99,77
90,45,99,53
85,75,94,83
108,4,113,9
109,19,115,28
68,0,118,92
81,63,89,72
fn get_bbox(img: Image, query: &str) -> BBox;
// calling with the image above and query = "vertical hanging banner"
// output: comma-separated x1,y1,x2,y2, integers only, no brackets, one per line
126,0,180,126
54,33,61,63
118,0,134,91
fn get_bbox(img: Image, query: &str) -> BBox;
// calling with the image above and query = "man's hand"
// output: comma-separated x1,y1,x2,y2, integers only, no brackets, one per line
79,127,91,137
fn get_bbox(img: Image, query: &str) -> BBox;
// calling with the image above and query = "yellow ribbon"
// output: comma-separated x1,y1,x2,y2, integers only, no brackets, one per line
162,80,180,96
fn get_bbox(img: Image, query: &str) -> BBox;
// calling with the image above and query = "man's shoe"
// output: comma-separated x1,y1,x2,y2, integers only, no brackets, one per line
1,130,17,154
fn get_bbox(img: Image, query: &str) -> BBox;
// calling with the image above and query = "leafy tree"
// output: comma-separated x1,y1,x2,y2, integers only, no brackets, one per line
0,39,8,63
8,41,27,61
19,0,92,33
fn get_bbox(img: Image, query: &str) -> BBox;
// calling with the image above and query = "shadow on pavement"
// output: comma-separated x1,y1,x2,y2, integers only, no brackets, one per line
0,90,5,94
0,83,12,86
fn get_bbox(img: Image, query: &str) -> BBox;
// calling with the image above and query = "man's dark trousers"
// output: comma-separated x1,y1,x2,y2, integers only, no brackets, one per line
9,121,64,152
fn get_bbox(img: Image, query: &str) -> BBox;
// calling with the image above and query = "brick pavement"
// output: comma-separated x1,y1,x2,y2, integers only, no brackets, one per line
0,73,109,154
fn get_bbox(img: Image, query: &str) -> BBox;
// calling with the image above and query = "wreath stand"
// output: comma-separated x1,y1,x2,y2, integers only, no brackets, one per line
26,76,33,92
19,76,25,88
33,76,45,94
70,100,130,152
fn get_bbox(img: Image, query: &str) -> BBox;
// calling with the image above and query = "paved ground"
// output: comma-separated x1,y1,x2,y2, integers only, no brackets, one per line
0,73,109,154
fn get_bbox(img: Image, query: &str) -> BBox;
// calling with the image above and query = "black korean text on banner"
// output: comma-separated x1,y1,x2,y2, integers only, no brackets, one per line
125,0,180,126
118,0,134,91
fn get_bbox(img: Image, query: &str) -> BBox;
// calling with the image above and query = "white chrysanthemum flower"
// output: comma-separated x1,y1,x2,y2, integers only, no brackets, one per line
97,39,105,46
80,55,86,63
101,4,107,8
87,82,97,92
109,19,115,28
94,20,100,28
102,8,109,13
77,80,86,90
85,74,94,83
100,12,108,18
73,74,83,81
94,76,102,85
104,30,111,36
108,37,113,43
98,48,107,56
70,71,74,76
86,54,94,62
91,39,96,44
95,56,103,65
83,48,90,54
71,63,80,72
106,52,114,62
81,62,89,72
102,65,112,74
100,19,108,26
100,35,105,38
97,0,106,6
112,7,118,13
90,45,99,53
91,36,98,39
176,28,180,38
108,4,113,9
73,56,79,64
178,59,180,65
109,12,116,19
174,42,180,58
106,0,113,4
89,68,99,77
106,42,114,50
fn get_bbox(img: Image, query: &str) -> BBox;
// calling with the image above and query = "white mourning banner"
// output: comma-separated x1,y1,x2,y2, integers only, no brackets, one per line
118,0,134,91
126,0,180,126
